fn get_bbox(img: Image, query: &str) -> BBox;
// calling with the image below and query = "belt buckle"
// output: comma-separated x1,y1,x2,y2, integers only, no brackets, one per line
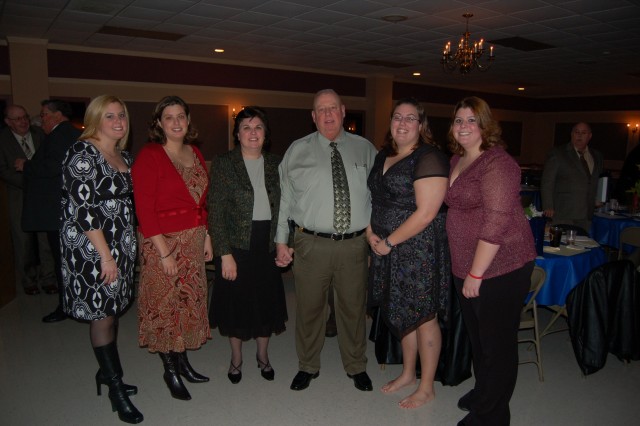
331,233,344,241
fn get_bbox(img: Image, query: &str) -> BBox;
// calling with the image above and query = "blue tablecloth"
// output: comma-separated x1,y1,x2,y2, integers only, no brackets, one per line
534,247,607,306
590,213,640,250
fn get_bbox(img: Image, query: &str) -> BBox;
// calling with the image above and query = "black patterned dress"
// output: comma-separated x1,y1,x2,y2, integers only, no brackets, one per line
60,141,136,320
368,144,451,338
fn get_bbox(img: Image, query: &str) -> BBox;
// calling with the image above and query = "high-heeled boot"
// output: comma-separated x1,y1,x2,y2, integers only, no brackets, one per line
97,366,138,396
177,351,209,383
159,352,191,400
93,343,144,424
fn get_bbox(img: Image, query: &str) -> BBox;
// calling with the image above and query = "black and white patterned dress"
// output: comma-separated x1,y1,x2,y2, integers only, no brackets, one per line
60,141,136,320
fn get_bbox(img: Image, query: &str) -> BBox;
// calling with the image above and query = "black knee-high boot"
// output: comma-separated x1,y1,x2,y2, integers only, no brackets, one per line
96,364,138,396
159,352,191,400
177,351,209,383
96,321,137,396
93,343,144,424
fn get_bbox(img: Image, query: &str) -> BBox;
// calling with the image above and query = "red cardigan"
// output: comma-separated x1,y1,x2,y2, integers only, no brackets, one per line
132,143,208,238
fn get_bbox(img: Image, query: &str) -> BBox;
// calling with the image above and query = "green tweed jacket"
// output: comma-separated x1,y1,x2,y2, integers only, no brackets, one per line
208,145,282,257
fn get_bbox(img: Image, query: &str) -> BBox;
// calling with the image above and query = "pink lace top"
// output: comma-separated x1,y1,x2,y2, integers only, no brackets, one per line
445,147,536,279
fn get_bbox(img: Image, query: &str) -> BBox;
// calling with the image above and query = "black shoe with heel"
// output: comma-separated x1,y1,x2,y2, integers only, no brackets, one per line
256,355,274,381
93,343,143,424
96,369,138,396
159,352,191,400
177,351,209,383
227,361,242,384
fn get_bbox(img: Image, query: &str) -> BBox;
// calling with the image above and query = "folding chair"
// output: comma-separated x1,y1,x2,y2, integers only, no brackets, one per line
518,266,546,381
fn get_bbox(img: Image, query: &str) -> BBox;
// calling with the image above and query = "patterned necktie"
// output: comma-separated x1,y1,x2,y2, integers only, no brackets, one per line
330,142,350,233
578,151,590,178
21,137,33,160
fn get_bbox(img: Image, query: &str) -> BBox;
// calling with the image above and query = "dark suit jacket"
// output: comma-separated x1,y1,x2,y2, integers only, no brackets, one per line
541,143,603,224
0,125,45,206
22,121,82,231
208,146,281,256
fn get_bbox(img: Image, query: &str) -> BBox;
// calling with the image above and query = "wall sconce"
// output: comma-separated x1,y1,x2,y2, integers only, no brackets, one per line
231,108,237,120
629,123,639,134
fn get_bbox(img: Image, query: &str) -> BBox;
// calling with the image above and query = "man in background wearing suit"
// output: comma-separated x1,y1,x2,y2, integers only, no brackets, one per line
0,105,57,295
19,100,81,322
541,122,604,232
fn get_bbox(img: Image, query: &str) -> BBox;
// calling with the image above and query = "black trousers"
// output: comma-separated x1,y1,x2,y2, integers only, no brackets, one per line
46,230,64,311
454,261,534,426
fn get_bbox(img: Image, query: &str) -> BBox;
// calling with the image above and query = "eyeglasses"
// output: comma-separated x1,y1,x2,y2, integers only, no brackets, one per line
391,115,419,124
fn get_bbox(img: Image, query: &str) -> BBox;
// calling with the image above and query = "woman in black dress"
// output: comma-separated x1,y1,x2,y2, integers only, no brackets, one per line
367,98,450,409
60,95,142,424
208,107,287,384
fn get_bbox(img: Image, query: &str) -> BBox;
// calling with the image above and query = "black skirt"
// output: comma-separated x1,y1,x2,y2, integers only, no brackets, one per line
209,220,287,340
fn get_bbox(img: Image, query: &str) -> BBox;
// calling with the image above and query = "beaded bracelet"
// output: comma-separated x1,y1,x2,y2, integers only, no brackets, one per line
383,238,395,249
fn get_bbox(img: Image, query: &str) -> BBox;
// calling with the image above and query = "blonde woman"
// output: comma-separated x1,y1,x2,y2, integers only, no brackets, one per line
60,95,142,423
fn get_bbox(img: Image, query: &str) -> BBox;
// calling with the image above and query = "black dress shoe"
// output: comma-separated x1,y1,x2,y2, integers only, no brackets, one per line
42,284,58,294
347,371,373,391
457,389,474,412
24,286,40,295
290,371,319,391
42,308,67,323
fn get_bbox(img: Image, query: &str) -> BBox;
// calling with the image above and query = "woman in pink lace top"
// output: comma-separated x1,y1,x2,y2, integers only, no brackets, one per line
444,97,536,426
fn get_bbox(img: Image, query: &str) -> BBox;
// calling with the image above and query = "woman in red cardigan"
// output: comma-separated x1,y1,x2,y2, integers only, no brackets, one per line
132,96,213,401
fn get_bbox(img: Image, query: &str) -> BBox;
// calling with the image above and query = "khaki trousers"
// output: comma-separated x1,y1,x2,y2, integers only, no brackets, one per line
292,231,368,374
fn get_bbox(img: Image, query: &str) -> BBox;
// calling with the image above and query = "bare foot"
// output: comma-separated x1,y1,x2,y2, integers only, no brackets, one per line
380,375,416,394
398,389,435,409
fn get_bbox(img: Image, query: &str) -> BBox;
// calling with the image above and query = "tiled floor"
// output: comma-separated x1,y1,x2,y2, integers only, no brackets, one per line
1,272,638,426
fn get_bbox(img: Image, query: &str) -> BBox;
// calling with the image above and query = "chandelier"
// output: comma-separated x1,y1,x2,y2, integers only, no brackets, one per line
441,13,495,74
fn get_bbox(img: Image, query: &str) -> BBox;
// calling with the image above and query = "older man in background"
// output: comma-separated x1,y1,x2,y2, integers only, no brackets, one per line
541,122,603,232
0,105,57,296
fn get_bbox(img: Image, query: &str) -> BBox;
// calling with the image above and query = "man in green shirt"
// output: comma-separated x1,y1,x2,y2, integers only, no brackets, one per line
276,89,377,392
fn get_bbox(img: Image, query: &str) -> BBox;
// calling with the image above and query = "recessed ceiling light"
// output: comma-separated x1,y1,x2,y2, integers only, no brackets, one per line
381,15,408,23
214,48,224,53
412,72,421,76
517,87,525,91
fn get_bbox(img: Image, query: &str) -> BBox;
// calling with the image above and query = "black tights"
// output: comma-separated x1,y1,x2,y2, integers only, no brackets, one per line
90,316,118,348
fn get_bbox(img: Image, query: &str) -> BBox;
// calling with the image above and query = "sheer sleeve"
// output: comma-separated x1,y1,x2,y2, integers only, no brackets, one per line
414,145,449,181
478,150,522,245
